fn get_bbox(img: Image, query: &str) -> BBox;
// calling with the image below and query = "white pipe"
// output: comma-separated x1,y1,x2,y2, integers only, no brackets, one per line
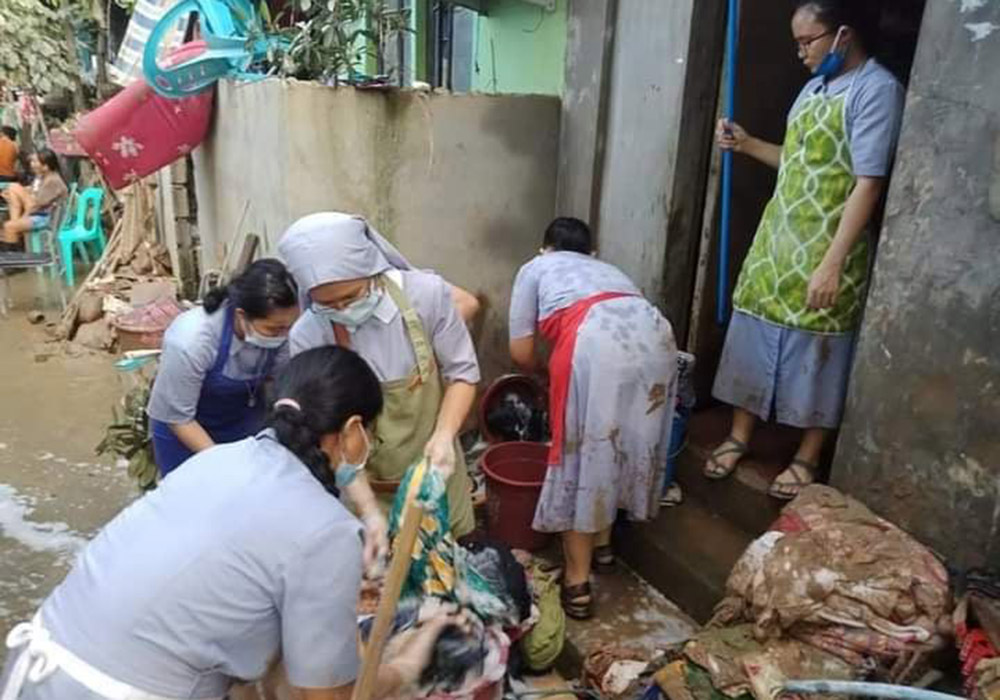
783,680,966,700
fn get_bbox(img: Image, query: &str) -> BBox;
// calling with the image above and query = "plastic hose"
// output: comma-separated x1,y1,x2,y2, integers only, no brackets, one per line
716,0,740,326
783,680,967,700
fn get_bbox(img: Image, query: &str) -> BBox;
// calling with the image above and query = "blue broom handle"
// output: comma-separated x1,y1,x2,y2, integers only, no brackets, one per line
717,0,739,326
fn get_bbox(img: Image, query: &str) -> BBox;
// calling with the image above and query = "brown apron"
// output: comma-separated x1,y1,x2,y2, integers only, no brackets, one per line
340,274,475,537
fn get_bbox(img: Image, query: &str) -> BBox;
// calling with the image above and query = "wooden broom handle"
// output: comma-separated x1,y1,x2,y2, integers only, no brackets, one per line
352,461,428,700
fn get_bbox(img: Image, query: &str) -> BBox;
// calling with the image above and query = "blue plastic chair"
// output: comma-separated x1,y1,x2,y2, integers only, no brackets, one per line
143,0,282,99
57,187,106,287
28,184,78,265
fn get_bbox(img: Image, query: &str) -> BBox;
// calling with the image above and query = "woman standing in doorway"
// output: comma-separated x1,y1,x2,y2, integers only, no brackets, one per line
707,0,905,498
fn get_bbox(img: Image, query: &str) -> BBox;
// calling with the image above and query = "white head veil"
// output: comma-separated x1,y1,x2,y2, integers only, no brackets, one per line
277,212,412,304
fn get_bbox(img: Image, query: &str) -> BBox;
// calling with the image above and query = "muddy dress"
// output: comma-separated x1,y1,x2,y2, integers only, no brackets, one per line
509,252,677,534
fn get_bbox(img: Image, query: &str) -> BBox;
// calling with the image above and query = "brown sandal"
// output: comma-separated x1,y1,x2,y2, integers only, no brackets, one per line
768,458,816,500
704,436,749,480
561,581,594,620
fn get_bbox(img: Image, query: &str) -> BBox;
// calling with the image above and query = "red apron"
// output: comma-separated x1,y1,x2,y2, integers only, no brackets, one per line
538,292,637,465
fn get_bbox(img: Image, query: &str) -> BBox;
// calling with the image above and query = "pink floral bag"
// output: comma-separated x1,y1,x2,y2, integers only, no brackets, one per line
75,43,214,190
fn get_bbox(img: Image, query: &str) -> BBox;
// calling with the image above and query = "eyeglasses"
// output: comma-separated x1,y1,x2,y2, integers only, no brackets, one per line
795,30,833,52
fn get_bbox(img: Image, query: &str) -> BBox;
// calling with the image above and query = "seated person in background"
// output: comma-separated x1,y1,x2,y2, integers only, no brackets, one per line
0,127,18,183
1,148,68,251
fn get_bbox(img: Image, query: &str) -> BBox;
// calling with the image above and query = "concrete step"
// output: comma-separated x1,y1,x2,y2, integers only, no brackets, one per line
555,564,698,677
612,496,753,624
674,405,809,536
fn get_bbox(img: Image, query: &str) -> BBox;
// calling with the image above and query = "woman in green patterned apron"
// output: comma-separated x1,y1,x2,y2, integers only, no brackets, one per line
279,212,481,544
706,0,905,499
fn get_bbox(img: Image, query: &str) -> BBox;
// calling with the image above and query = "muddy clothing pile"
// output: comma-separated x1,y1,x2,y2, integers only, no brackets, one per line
656,486,950,700
955,569,1000,700
484,391,549,443
361,463,540,699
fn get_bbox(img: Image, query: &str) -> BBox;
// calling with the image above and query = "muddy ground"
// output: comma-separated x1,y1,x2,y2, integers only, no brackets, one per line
0,273,136,645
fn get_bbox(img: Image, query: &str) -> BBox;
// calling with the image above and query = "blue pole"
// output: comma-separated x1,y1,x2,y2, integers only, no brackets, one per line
717,0,739,326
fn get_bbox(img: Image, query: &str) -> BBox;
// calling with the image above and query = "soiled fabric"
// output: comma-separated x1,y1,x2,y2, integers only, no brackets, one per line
531,296,678,533
712,485,951,668
1,434,363,699
388,465,527,627
712,311,855,429
681,625,854,700
509,252,678,533
485,392,549,443
148,304,290,424
277,211,412,295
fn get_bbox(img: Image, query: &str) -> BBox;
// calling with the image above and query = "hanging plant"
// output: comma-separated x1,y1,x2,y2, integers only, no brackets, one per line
273,0,411,86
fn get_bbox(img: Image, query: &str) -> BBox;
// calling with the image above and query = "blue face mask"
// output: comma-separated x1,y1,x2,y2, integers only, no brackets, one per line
813,28,848,79
313,284,382,330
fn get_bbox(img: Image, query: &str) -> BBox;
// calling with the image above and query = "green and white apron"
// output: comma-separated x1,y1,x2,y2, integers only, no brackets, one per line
733,67,868,334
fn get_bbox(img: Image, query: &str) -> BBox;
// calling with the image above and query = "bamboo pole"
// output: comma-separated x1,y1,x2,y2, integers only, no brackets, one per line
352,461,429,700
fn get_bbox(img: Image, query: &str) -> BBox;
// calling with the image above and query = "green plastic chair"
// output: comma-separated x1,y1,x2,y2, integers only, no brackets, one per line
58,186,106,287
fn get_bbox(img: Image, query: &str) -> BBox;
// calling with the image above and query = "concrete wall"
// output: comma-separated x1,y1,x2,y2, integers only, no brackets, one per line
556,0,727,344
595,0,696,305
193,79,560,380
471,0,567,96
833,1,1000,567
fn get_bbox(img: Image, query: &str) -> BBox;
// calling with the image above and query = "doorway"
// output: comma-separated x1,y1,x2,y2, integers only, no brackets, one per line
677,0,928,502
687,0,927,402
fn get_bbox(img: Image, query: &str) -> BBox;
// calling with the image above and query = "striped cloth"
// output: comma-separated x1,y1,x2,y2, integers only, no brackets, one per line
109,0,188,86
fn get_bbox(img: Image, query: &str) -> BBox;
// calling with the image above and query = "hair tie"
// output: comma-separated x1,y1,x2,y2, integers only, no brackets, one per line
274,398,302,411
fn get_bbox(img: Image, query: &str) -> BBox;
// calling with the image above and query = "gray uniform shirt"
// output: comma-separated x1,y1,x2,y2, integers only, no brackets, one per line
147,305,290,425
290,269,480,384
508,252,640,340
25,433,362,700
789,59,906,178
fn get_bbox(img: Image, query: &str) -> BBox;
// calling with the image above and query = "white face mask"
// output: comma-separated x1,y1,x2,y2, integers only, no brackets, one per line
312,283,383,330
242,319,288,350
335,422,371,489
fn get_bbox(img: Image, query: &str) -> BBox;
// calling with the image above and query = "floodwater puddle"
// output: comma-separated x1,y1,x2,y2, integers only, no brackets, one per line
0,483,88,563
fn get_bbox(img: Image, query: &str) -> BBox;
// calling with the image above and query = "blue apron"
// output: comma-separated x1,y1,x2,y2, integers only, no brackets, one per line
151,307,277,476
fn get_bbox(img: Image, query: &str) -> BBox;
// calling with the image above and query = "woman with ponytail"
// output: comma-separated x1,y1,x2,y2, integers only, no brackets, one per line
3,346,458,700
148,258,299,476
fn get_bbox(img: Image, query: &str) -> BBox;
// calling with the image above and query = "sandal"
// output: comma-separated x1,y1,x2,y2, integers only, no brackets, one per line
768,458,817,500
660,483,683,507
561,581,594,620
704,436,749,480
593,545,615,573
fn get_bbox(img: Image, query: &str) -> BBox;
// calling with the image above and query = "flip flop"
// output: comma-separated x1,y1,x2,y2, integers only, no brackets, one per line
768,458,817,500
704,436,749,480
561,581,594,620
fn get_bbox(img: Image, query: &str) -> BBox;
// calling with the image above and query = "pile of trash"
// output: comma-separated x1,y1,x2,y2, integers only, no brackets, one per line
607,486,952,700
358,463,565,699
56,181,182,353
955,569,1000,700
